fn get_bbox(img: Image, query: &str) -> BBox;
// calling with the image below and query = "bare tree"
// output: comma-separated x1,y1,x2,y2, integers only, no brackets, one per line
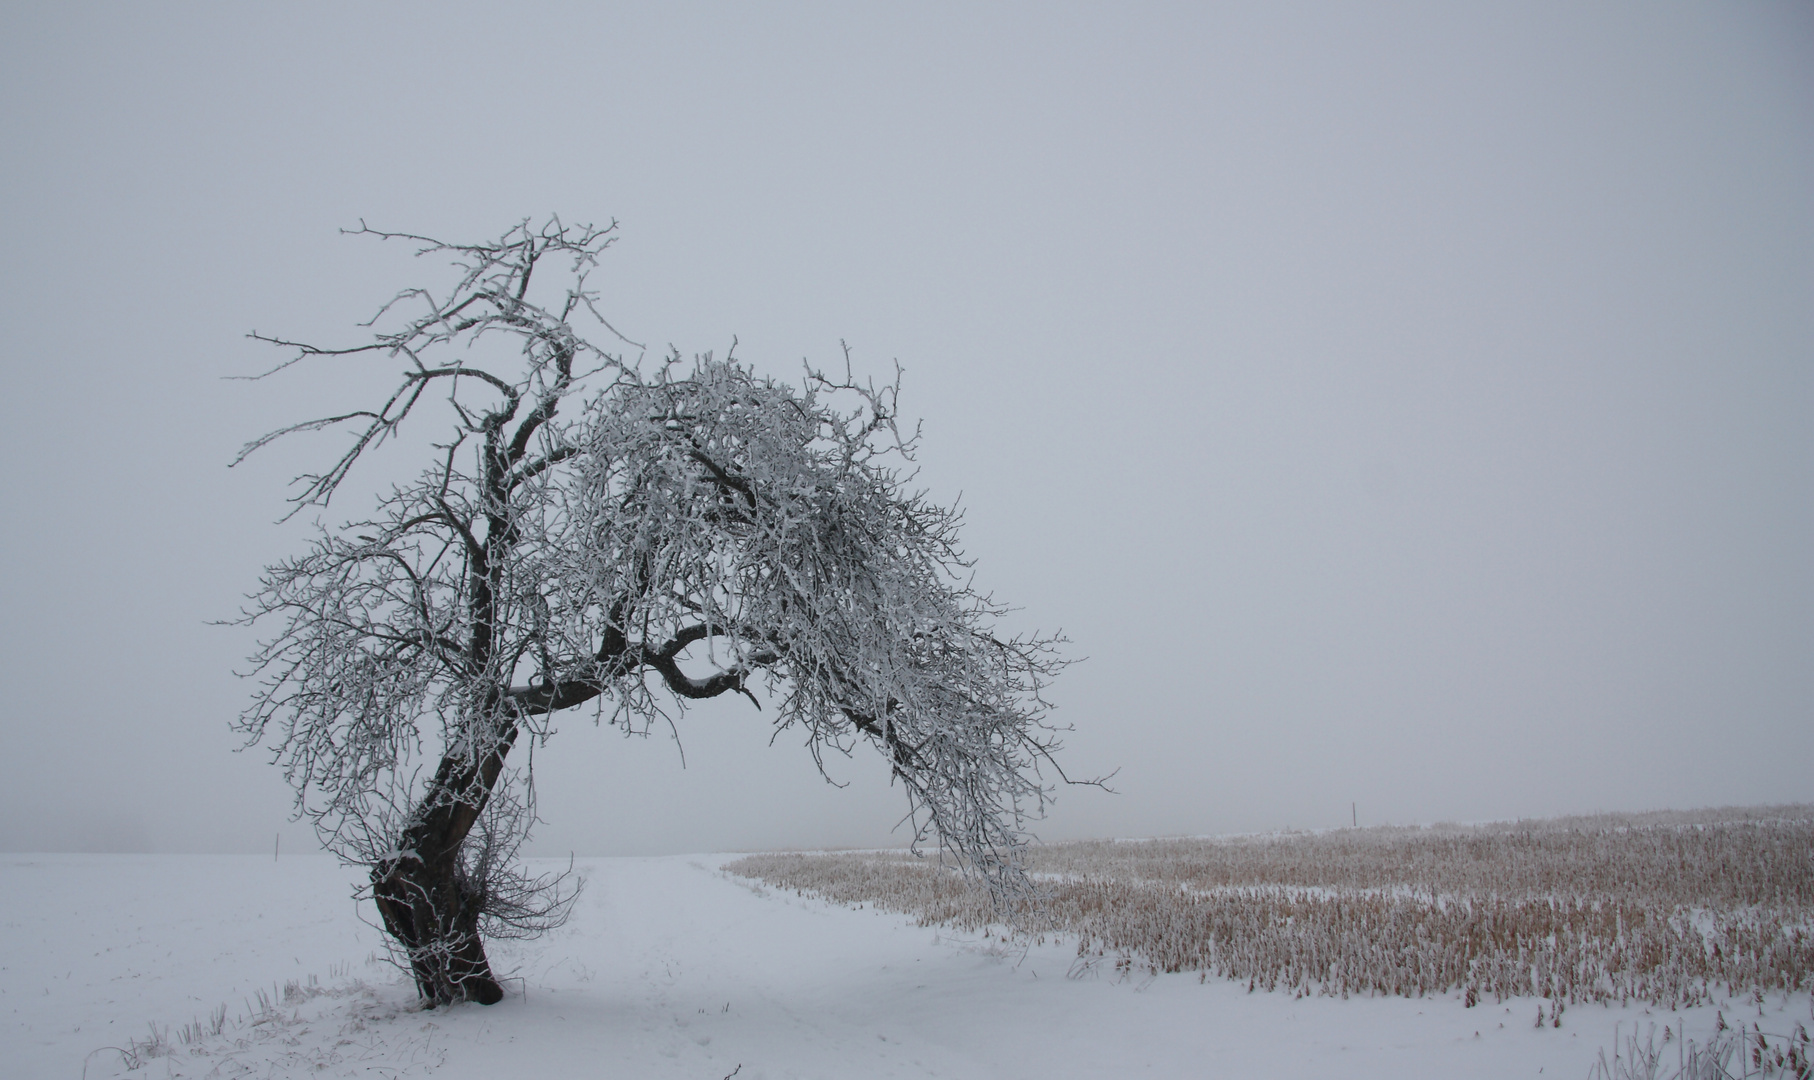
233,218,1073,1006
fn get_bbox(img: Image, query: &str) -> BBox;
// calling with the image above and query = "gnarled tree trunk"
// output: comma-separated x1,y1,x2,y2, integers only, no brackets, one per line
370,725,518,1006
372,848,503,1006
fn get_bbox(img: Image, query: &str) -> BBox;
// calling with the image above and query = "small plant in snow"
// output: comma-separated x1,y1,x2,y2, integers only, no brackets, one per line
1589,1019,1814,1080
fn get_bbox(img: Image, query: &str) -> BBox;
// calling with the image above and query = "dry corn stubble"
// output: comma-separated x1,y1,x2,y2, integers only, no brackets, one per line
726,806,1814,1008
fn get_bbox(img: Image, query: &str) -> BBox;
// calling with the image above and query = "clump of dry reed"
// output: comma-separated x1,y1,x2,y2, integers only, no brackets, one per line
726,805,1814,1008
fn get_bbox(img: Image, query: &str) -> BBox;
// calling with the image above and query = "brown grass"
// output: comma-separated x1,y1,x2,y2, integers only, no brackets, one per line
726,805,1814,1009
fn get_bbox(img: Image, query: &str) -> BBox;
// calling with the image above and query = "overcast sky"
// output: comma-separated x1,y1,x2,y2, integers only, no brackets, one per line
1,3,1808,856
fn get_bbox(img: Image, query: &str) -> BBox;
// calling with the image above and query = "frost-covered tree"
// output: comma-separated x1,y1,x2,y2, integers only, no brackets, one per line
233,219,1073,1006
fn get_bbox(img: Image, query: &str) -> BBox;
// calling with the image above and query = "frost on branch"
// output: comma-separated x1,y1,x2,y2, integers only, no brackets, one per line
231,218,1076,1005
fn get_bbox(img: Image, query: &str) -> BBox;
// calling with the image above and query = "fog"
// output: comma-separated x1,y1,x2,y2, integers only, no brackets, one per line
1,3,1807,856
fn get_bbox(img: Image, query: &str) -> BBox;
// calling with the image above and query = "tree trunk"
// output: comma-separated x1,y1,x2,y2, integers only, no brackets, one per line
371,846,505,1006
369,727,516,1006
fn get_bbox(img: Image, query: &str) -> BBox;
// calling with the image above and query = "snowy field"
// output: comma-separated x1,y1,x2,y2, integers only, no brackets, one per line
3,852,1796,1079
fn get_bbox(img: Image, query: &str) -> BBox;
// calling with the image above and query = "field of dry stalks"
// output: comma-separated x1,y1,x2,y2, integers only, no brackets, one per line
728,806,1814,1011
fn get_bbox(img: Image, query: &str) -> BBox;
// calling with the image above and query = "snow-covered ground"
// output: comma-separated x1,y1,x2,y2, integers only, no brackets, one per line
3,853,1796,1079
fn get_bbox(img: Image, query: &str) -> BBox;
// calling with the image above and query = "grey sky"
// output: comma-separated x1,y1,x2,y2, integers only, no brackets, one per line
1,2,1807,856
